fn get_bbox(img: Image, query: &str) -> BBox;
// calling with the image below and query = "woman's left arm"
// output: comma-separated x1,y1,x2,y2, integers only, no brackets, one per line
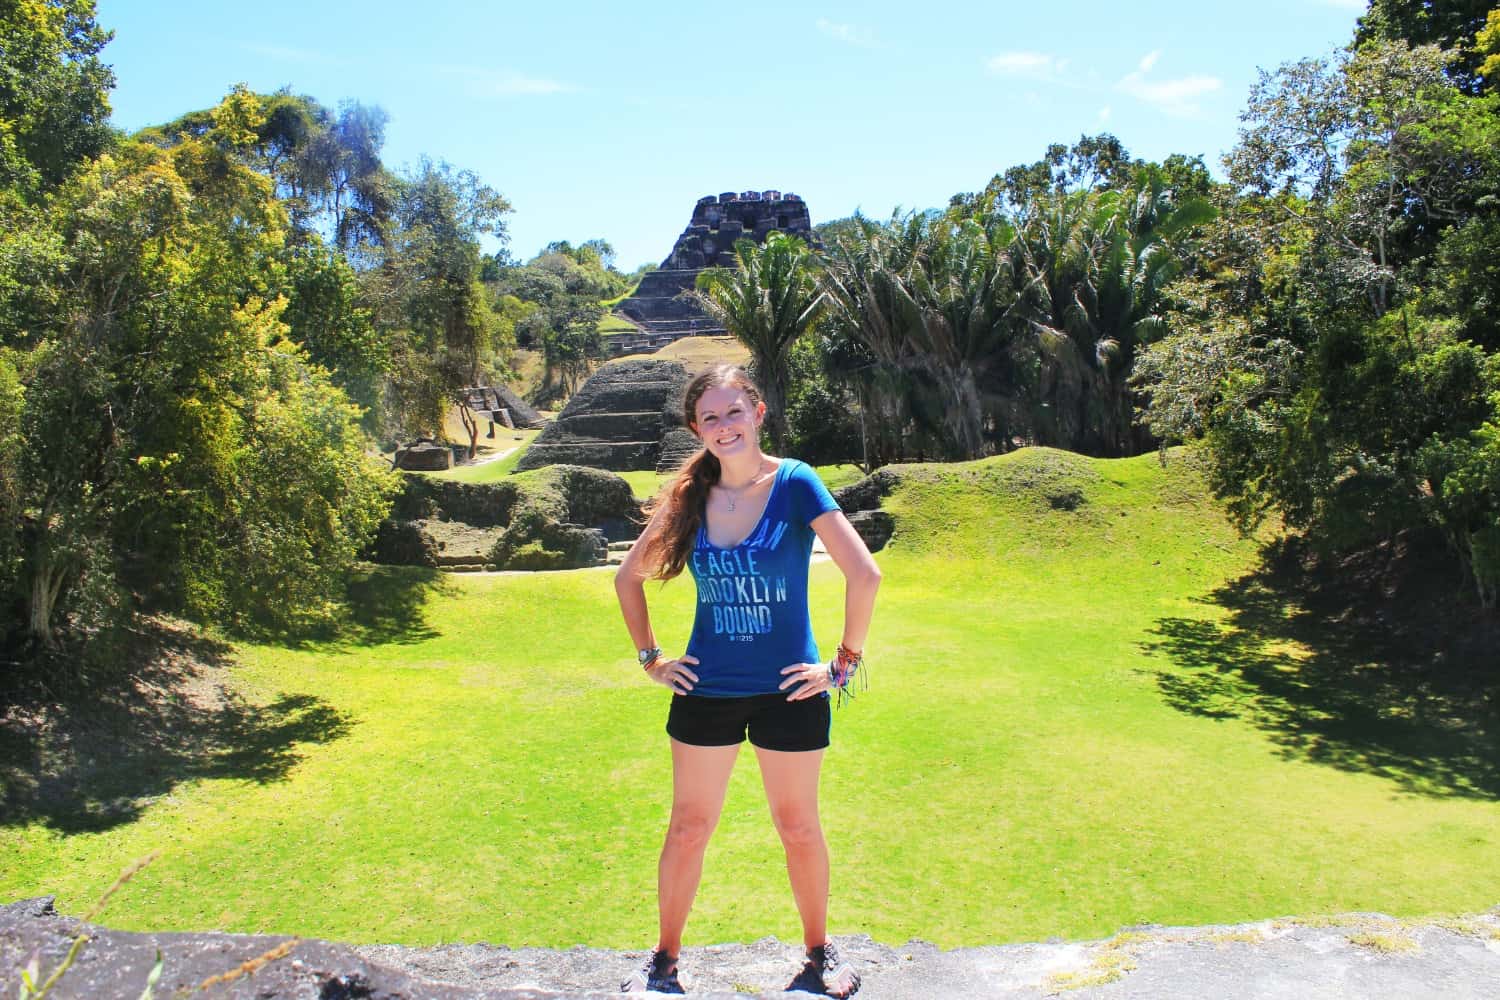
811,510,882,654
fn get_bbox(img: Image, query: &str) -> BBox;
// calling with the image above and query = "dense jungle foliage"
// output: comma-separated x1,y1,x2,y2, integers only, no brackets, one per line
2,0,1498,679
709,2,1500,608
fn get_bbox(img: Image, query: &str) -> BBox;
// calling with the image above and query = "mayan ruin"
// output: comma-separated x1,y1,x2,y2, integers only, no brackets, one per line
609,190,818,355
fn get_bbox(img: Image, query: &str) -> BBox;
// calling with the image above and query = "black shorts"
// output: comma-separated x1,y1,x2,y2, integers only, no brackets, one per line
666,692,830,752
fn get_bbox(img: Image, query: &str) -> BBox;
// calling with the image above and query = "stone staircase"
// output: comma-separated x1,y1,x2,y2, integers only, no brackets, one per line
655,427,703,474
613,269,726,350
516,360,692,472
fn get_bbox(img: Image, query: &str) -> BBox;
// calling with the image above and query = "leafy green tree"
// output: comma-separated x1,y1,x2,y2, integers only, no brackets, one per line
299,100,396,253
1229,39,1500,316
539,300,603,396
281,243,389,424
2,90,396,655
695,232,825,452
1137,30,1500,607
0,0,115,194
137,91,399,253
1357,0,1495,93
965,134,1139,217
782,335,863,466
371,159,511,452
1478,8,1500,85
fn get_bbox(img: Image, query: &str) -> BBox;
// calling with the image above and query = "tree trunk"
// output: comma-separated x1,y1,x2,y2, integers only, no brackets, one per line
27,552,67,649
949,366,985,460
458,404,478,460
763,378,788,455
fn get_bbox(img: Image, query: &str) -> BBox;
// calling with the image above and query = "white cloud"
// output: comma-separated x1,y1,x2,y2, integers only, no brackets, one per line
1116,51,1220,117
1097,105,1112,123
816,18,879,48
986,50,1065,79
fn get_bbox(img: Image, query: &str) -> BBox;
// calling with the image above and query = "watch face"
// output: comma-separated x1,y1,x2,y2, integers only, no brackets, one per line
638,648,660,664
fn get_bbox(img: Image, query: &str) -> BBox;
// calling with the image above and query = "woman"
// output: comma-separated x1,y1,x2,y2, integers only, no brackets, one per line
614,364,881,997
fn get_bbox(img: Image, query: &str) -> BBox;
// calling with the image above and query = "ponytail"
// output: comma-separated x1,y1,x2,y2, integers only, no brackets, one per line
639,448,718,581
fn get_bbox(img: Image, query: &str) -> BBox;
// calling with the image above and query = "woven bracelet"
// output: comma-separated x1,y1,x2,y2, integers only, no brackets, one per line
828,644,866,707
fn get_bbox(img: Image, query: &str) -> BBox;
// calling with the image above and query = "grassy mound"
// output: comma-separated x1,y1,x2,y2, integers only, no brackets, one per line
3,449,1496,950
379,465,638,569
612,335,750,372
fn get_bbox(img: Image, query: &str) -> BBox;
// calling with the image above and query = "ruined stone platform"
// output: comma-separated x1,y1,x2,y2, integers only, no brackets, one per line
612,190,818,352
5,896,1497,999
516,360,693,473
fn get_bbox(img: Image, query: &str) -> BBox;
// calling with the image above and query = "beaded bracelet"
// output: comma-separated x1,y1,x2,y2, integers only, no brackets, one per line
828,643,866,708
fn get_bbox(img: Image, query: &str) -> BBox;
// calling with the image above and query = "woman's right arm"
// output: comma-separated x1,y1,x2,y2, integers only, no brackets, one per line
614,506,698,694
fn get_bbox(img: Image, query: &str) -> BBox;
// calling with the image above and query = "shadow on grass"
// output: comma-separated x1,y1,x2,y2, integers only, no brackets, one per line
338,565,449,646
250,565,450,651
0,621,354,833
1143,532,1500,799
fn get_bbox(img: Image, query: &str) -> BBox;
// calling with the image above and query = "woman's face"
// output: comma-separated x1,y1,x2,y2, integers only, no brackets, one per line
692,385,763,461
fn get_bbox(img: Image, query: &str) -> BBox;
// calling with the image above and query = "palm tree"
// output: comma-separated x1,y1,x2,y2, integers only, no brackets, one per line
694,231,824,452
909,216,1041,459
819,214,929,465
1018,180,1213,454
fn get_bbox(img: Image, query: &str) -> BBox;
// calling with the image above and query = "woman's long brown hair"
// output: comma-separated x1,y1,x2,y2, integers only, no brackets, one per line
638,364,765,581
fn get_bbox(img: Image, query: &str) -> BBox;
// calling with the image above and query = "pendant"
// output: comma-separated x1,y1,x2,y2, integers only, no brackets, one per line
727,497,737,512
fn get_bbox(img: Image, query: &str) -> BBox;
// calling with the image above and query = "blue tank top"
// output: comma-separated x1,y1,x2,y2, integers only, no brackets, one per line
684,459,842,697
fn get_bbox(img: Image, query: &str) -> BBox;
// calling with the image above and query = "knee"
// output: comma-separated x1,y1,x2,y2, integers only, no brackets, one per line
664,812,717,853
771,810,825,852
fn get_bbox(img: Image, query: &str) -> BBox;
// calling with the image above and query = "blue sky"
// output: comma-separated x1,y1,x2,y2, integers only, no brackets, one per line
98,0,1366,270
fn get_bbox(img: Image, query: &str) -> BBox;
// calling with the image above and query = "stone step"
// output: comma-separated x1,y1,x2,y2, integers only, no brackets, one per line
608,540,635,552
655,428,703,474
559,393,673,417
516,440,660,472
656,454,701,475
552,411,669,440
569,384,681,413
523,438,661,449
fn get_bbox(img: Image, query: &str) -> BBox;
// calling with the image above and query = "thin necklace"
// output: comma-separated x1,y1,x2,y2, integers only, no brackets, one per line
720,464,770,512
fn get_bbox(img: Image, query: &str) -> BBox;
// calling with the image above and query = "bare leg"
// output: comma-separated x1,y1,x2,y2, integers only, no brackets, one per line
656,738,739,957
754,746,829,950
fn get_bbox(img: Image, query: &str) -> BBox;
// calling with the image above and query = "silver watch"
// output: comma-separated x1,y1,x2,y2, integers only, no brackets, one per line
637,646,663,667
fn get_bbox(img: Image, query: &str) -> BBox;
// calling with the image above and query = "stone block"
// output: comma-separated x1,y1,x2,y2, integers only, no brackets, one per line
847,509,895,553
394,441,451,471
832,468,903,513
616,188,819,346
556,410,665,440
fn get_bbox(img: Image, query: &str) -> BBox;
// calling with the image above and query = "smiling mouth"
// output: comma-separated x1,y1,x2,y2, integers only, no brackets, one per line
716,433,742,446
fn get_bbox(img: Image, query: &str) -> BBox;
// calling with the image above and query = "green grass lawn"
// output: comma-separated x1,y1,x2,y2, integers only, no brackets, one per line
4,449,1497,950
598,313,637,334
